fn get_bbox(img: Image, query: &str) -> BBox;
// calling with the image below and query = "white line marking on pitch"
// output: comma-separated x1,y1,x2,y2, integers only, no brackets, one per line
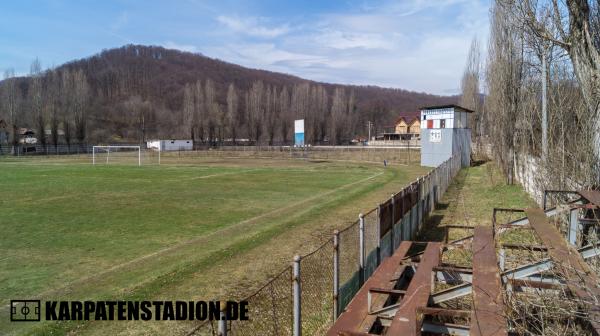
21,169,384,302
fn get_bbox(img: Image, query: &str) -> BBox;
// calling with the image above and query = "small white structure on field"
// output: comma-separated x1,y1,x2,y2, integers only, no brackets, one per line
147,140,193,151
420,105,472,168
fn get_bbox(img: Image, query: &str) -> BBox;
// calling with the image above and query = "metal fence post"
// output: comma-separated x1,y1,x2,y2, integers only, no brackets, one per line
358,213,365,286
293,255,302,336
218,309,227,336
333,230,340,319
390,194,395,254
569,207,579,246
376,204,381,266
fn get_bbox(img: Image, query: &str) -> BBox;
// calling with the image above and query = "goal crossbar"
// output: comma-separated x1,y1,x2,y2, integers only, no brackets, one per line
92,145,141,166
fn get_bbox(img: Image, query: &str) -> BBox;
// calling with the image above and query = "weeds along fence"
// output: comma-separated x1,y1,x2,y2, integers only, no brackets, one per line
186,153,462,336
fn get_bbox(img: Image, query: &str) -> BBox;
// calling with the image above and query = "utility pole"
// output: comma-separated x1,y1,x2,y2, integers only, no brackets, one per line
367,121,373,141
541,51,548,160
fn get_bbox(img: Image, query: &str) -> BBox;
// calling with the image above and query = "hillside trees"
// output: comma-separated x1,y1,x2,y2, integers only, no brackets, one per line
0,45,457,146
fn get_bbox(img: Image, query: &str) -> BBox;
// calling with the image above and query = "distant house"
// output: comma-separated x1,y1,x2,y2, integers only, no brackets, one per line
19,128,37,145
379,113,421,141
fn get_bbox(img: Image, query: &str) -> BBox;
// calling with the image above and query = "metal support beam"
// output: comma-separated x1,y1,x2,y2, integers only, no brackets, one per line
569,207,579,246
293,255,301,336
471,226,508,336
333,230,340,320
421,321,470,336
359,213,365,286
387,243,441,334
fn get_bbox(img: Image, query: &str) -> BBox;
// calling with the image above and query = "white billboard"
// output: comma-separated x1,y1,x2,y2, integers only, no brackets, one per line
294,119,305,146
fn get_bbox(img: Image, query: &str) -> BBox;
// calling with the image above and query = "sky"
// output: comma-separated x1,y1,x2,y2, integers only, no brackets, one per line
0,0,490,95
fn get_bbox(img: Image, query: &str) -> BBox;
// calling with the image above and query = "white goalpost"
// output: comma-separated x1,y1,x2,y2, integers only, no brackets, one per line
92,145,141,166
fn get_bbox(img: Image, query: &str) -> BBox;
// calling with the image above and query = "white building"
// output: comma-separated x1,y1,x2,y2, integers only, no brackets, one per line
146,140,193,151
420,105,472,168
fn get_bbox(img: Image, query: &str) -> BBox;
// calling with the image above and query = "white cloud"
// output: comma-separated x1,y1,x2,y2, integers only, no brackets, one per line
216,15,290,38
315,30,395,50
202,0,490,94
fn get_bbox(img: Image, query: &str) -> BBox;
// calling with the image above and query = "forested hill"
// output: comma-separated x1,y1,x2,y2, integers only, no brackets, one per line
0,44,456,145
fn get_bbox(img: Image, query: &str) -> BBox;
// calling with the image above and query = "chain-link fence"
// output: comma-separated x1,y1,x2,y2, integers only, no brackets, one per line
299,240,334,335
337,221,360,315
184,153,463,336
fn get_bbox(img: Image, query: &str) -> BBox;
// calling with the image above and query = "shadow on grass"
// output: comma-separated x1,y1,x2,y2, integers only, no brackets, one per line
417,167,470,242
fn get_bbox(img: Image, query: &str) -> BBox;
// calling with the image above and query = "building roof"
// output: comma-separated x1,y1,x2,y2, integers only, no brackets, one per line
420,104,475,113
393,112,420,125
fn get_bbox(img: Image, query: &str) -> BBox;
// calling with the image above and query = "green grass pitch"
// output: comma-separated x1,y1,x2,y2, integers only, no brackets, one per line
0,156,429,335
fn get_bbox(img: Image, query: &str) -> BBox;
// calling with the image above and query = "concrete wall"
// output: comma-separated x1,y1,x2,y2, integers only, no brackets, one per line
421,128,471,167
421,128,454,167
453,128,471,167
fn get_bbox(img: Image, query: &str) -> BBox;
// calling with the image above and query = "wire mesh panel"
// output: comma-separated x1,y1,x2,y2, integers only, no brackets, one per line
301,240,335,335
410,204,418,238
401,213,411,242
229,267,293,336
393,192,404,224
337,221,360,314
363,208,379,280
392,218,403,250
379,200,393,239
380,230,392,260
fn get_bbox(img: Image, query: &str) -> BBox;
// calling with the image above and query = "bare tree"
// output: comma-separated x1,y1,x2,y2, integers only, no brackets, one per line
46,70,61,152
265,85,278,145
247,80,264,144
460,38,483,139
29,58,45,152
226,83,239,144
484,3,526,184
2,69,21,154
279,86,291,144
329,88,347,145
504,0,600,179
72,69,89,146
204,79,218,146
183,83,195,142
194,80,205,144
347,89,357,141
60,69,73,150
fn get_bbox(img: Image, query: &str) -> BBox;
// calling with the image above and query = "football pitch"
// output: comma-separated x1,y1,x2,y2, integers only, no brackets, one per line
0,155,428,335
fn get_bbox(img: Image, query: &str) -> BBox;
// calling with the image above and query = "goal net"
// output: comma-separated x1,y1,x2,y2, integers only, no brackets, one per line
92,146,142,166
